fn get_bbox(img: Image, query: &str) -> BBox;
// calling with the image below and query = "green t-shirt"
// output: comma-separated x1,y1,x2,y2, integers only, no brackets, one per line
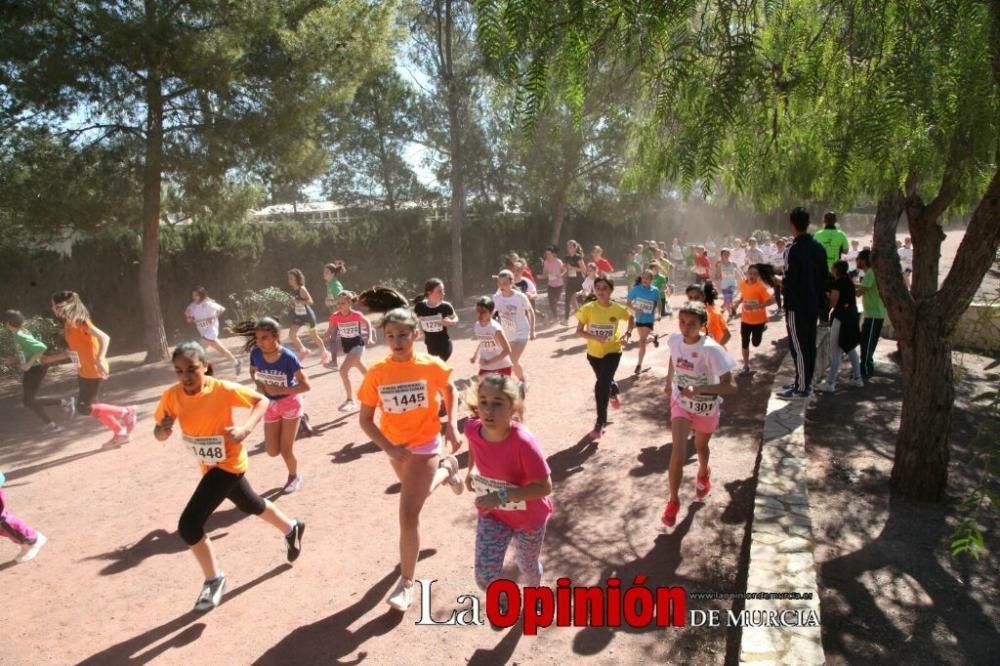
626,259,643,281
814,227,849,270
651,274,668,299
326,279,344,299
860,270,885,319
14,329,47,367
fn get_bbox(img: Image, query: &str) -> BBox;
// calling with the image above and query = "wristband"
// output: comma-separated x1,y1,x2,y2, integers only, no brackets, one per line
496,488,510,504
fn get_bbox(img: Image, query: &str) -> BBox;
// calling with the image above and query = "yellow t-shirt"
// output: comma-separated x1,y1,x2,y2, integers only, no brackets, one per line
576,301,632,358
64,320,108,379
358,353,452,447
154,376,259,475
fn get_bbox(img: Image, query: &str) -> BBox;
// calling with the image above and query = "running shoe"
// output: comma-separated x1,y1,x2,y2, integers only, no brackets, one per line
737,366,754,377
634,364,642,375
15,533,47,563
440,455,464,495
298,348,311,361
234,359,243,376
102,433,131,448
62,397,76,418
283,475,303,494
610,395,621,409
194,574,227,612
814,382,835,393
781,382,797,390
661,500,680,527
588,424,604,441
338,399,358,412
299,413,316,437
323,361,339,370
695,468,711,499
320,350,332,366
285,520,306,562
848,377,865,388
46,422,61,432
386,577,414,611
123,406,138,435
651,334,660,348
776,386,798,398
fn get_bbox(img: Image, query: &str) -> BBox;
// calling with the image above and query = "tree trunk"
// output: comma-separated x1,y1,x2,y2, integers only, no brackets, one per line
140,61,169,362
551,184,568,246
443,0,464,304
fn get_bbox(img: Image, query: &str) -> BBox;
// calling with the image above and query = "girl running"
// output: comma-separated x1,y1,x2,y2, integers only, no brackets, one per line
815,260,864,392
541,246,565,320
358,308,460,611
237,318,312,494
1,470,47,563
185,287,241,375
327,291,375,411
3,309,71,430
591,246,614,275
715,249,742,318
153,341,305,612
661,301,738,528
493,270,535,383
686,283,731,348
414,278,458,362
323,261,347,370
575,276,634,440
46,291,137,448
626,270,661,374
563,240,587,324
470,296,514,376
286,268,330,364
732,265,774,376
464,374,553,593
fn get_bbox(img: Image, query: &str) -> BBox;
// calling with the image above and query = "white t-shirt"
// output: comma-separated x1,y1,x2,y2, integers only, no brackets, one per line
475,319,513,371
771,249,786,270
580,276,595,296
667,332,738,414
732,247,747,268
898,247,913,270
493,290,532,342
188,300,224,340
747,248,765,266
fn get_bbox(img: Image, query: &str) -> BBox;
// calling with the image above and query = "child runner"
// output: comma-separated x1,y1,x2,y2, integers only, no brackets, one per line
575,276,634,440
627,269,661,374
732,265,774,376
694,247,711,282
562,240,588,324
685,283,730,348
649,260,672,317
2,310,71,430
541,246,565,320
512,262,539,315
464,374,553,594
286,268,330,364
662,301,738,527
715,249,742,318
855,249,885,379
185,287,241,375
358,308,461,611
494,270,535,384
328,291,375,411
0,470,47,563
470,296,514,376
625,247,644,285
238,318,312,494
46,291,136,447
816,260,864,392
414,278,459,362
153,341,305,612
323,260,348,370
591,246,614,275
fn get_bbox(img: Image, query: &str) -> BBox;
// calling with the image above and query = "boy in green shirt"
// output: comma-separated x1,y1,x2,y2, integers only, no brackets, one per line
3,310,70,429
814,211,849,271
649,262,672,317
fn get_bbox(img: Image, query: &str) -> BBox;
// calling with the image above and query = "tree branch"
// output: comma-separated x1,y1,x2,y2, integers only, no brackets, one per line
924,170,959,223
871,190,915,330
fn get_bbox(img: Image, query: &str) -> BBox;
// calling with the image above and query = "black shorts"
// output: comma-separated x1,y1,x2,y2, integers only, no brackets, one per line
741,322,766,349
635,322,654,329
340,336,364,354
290,306,317,328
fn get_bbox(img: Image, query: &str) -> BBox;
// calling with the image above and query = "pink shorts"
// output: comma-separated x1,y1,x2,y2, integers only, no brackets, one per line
264,394,304,423
408,435,441,456
670,398,721,434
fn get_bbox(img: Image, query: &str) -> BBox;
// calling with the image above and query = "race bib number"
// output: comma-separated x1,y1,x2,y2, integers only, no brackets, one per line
500,310,517,333
195,318,216,334
548,272,561,282
255,369,289,387
419,315,444,333
378,381,429,414
183,434,226,466
634,298,654,314
339,321,361,338
745,299,760,311
471,473,526,511
590,324,615,341
68,351,81,370
294,303,307,316
478,334,499,353
680,395,719,416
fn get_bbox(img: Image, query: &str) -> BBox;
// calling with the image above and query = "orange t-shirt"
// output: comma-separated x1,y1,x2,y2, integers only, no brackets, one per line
739,280,772,326
358,352,452,447
706,305,728,347
63,320,108,379
154,376,260,475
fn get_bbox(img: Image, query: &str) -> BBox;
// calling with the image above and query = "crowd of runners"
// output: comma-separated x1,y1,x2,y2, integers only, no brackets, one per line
1,207,891,616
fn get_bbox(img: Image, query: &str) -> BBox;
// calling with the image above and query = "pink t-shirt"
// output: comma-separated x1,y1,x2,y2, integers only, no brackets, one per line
543,257,564,287
466,418,553,530
329,310,366,339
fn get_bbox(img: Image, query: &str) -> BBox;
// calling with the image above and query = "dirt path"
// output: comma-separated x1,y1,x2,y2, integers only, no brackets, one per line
0,287,786,665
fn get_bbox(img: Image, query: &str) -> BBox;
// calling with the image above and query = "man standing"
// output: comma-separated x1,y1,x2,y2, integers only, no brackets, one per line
777,207,829,399
814,211,850,271
855,249,885,378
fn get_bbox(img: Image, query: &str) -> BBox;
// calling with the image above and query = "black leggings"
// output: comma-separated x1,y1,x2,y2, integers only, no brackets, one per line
178,467,267,546
77,377,104,416
22,365,62,424
564,277,584,319
547,285,562,318
426,337,453,362
586,353,622,427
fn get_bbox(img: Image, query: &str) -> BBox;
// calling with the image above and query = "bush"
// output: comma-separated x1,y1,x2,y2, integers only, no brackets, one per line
223,287,294,328
0,315,65,377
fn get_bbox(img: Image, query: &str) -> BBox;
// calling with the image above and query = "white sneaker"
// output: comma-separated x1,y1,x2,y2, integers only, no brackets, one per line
283,475,303,494
386,577,414,611
16,533,47,563
814,382,836,393
338,400,358,412
234,359,243,376
848,377,865,387
194,573,227,612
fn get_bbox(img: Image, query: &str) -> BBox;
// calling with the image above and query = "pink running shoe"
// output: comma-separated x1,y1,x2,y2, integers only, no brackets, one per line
696,467,711,500
123,406,138,435
661,500,680,527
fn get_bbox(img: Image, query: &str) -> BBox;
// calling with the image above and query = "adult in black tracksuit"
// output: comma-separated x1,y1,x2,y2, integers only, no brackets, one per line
779,207,829,397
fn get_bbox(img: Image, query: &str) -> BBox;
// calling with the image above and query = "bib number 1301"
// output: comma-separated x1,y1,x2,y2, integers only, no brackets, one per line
378,381,429,414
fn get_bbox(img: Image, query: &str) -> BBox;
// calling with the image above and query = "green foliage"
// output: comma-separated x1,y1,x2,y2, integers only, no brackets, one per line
0,316,64,377
223,287,294,328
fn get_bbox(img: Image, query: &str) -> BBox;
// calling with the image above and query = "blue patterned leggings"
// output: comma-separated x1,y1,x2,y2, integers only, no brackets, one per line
474,513,547,590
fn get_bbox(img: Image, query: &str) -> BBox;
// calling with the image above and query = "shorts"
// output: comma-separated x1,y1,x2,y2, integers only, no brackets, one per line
290,307,317,328
341,336,364,354
722,287,736,304
425,336,453,361
670,398,721,434
479,366,513,376
264,393,304,423
635,322,654,329
741,322,766,349
409,435,441,456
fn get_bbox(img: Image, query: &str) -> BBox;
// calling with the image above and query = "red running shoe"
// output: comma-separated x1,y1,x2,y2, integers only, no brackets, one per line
696,467,711,499
610,395,621,409
661,500,680,527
